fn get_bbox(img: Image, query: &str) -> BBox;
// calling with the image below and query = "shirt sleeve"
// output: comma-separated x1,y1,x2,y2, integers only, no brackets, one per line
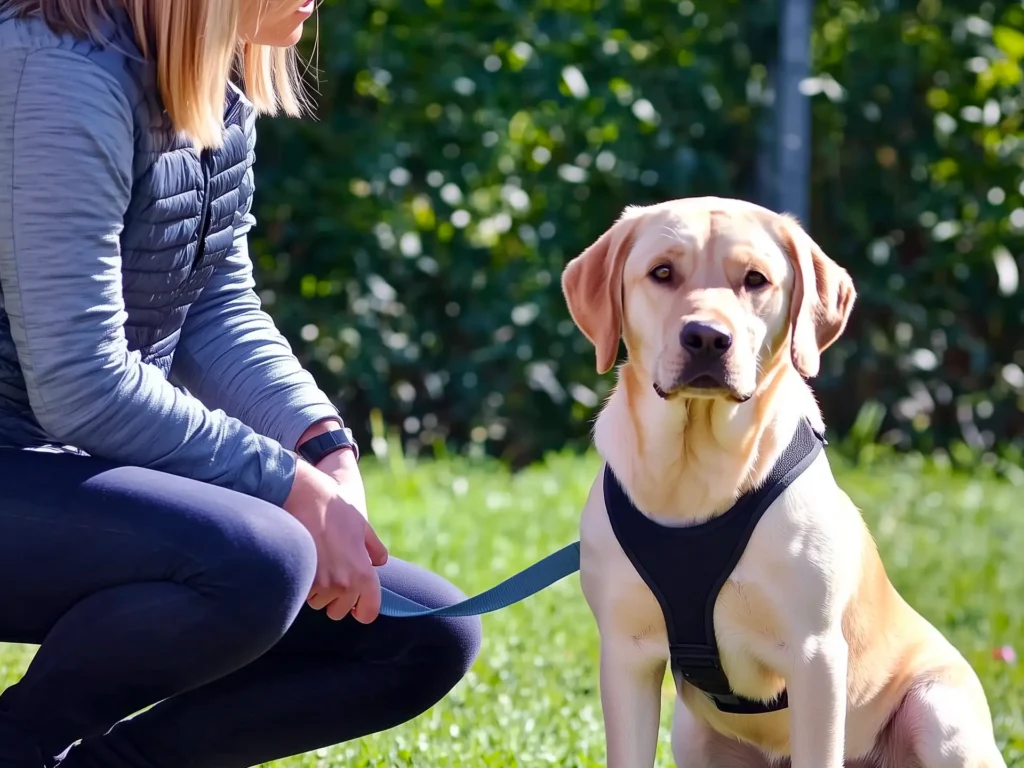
171,146,341,451
0,47,299,506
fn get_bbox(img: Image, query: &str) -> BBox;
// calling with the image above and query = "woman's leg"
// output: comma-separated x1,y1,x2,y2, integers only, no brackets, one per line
0,448,318,768
61,559,483,768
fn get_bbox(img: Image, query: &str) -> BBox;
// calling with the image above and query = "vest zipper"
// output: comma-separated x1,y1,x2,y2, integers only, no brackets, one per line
191,148,213,274
192,96,242,275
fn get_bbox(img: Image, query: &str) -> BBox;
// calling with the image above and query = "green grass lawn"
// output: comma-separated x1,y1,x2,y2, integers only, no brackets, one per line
2,448,1022,766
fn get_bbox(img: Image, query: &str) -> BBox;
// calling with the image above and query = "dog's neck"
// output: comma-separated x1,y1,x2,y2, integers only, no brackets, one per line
593,358,822,525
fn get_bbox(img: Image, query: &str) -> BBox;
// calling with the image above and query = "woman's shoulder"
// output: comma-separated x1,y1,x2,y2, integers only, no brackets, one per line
0,10,148,107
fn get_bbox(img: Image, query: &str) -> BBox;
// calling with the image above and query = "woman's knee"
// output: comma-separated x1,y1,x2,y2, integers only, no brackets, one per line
172,488,318,642
431,613,483,685
429,579,483,680
223,509,318,634
402,611,482,716
378,560,483,683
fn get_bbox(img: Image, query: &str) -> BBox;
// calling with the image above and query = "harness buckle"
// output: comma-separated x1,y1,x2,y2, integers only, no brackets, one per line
669,644,722,669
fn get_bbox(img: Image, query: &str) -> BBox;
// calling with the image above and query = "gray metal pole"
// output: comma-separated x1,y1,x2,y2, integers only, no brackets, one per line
755,60,777,211
776,0,813,223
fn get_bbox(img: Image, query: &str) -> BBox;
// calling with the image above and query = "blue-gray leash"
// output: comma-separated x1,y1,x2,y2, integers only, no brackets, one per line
379,541,581,618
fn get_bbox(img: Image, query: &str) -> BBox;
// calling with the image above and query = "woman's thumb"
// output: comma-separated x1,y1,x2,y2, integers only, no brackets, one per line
364,524,388,566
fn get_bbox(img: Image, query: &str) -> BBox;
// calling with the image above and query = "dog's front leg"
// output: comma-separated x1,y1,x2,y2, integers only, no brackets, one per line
599,633,666,768
786,632,848,768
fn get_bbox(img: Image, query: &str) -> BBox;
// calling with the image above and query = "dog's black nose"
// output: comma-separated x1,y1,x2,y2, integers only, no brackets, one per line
680,321,732,358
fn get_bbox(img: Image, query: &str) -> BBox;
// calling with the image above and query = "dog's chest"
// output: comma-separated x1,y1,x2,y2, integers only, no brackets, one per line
580,472,808,707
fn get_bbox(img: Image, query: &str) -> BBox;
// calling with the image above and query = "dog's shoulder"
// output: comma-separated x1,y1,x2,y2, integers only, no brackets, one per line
724,448,868,639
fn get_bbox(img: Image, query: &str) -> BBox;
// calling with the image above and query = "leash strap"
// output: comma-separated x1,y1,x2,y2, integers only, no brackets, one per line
379,541,581,618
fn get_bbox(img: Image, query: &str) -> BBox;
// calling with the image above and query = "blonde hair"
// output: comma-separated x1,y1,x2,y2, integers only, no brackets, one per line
0,0,308,149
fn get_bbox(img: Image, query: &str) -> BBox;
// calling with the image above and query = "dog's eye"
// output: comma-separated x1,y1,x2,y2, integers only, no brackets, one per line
649,265,673,283
743,270,769,289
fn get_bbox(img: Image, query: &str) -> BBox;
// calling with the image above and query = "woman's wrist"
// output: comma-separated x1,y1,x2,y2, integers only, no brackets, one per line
315,446,359,484
296,417,358,483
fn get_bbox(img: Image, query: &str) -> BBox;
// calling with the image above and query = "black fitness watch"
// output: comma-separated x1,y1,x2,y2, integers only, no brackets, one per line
296,427,360,465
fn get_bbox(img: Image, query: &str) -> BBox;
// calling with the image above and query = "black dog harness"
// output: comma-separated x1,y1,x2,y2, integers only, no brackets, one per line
604,419,826,715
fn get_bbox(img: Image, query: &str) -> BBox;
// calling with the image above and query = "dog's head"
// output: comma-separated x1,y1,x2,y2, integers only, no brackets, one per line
561,197,855,403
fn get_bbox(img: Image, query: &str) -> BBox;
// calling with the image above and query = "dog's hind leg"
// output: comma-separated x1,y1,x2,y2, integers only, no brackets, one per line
900,679,1006,768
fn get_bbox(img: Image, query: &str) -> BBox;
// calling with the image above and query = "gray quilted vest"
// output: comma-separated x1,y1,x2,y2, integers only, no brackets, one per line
0,9,253,447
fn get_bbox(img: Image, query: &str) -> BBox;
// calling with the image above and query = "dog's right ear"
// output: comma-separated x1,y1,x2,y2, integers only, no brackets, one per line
561,212,641,374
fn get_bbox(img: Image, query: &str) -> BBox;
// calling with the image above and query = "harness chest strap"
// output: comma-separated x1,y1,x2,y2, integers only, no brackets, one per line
603,419,827,716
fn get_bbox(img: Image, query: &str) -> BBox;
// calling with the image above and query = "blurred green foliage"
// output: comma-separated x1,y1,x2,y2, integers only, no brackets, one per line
249,0,1024,468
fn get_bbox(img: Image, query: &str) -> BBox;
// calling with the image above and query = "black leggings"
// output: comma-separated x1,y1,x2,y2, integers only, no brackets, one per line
0,448,482,768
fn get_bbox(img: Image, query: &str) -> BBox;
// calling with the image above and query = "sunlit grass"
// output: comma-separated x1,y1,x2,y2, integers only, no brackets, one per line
3,449,1021,766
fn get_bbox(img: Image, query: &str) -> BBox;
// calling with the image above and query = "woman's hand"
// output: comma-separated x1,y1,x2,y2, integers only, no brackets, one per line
283,458,388,623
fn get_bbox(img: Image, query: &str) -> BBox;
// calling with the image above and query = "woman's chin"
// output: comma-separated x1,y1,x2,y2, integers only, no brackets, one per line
281,25,304,47
245,21,306,48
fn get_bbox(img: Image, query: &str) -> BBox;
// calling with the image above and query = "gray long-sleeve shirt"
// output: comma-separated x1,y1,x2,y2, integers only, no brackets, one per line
0,13,340,505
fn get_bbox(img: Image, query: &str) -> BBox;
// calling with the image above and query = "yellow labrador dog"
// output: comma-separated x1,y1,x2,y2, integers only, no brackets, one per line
561,197,1004,768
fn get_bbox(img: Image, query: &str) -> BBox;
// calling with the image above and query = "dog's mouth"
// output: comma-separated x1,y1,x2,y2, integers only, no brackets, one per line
687,374,720,389
653,374,751,403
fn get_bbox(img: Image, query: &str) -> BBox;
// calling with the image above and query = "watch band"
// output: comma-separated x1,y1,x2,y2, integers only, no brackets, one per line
297,427,359,465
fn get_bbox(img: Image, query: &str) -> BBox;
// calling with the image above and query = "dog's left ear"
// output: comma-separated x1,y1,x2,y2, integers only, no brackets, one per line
778,215,856,378
561,212,641,374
